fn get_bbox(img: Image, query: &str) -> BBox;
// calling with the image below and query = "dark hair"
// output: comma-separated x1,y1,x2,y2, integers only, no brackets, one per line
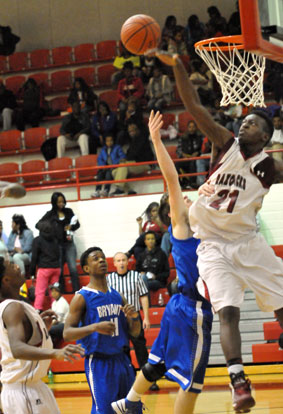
80,247,103,270
250,110,274,141
37,220,53,234
0,257,5,288
144,230,156,239
159,193,171,227
51,192,66,211
123,61,134,70
188,14,199,28
191,59,202,72
207,6,220,17
98,100,111,115
74,77,89,91
165,15,177,28
145,202,159,221
172,26,184,38
12,214,28,234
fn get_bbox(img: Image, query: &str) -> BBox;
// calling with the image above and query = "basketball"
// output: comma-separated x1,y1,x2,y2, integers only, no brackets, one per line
120,14,161,55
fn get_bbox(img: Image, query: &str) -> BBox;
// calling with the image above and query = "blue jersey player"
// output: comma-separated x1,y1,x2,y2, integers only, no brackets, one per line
63,246,141,414
112,111,213,414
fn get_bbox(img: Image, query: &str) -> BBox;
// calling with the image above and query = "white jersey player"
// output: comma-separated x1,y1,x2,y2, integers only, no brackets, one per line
155,50,283,414
0,258,84,414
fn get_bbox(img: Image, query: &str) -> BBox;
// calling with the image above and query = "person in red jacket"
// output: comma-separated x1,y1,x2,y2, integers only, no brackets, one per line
117,61,144,118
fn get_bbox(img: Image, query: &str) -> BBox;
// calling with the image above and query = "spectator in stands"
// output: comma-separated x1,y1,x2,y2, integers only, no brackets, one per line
90,100,117,153
111,45,141,89
7,214,33,276
147,66,172,112
116,97,144,146
15,78,43,131
136,230,170,292
189,60,215,106
206,5,228,37
68,77,98,114
117,61,144,118
30,220,61,313
228,1,241,35
110,121,154,196
49,282,70,346
176,120,203,189
0,220,8,258
225,104,243,136
168,26,188,56
196,136,211,187
185,14,207,56
270,114,283,162
57,101,90,158
0,82,16,130
140,55,157,85
91,134,126,198
161,15,177,50
107,252,159,391
158,193,172,257
36,192,80,293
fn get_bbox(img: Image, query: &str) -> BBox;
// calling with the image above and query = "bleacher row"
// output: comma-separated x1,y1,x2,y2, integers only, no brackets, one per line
25,245,283,373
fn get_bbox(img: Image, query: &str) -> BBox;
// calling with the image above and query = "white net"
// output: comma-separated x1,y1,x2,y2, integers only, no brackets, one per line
195,40,266,107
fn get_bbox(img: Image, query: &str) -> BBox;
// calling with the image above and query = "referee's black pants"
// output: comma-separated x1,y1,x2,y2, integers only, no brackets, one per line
129,314,148,369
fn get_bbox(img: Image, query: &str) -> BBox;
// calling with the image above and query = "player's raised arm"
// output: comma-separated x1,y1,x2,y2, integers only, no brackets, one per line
155,52,232,150
149,110,192,240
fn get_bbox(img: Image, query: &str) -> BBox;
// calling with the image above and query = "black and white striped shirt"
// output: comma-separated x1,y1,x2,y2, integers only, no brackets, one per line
107,270,148,311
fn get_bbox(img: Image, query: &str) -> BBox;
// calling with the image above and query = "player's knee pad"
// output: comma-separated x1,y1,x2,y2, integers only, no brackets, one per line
142,362,166,382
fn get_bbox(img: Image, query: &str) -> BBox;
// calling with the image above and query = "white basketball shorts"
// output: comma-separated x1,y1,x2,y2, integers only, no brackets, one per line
196,233,283,313
1,380,60,414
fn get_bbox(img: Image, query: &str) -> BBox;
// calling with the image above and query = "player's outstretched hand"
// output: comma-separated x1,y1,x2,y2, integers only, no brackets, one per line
198,180,215,197
93,321,116,335
55,344,85,362
122,304,139,320
154,50,179,66
149,110,163,144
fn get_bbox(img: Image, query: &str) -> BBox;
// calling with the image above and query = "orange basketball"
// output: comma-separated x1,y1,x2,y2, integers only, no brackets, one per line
121,14,161,55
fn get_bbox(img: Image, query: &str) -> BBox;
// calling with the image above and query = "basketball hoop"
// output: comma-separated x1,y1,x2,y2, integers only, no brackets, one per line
194,35,266,107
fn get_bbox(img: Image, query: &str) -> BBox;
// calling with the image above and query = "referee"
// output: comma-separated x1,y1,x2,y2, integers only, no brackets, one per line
107,252,159,391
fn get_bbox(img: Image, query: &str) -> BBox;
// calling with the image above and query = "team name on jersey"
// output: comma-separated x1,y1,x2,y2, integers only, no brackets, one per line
215,173,246,190
97,303,122,318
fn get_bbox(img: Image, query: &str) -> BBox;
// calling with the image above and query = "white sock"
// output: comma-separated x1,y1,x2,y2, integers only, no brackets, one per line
127,388,142,402
228,364,244,376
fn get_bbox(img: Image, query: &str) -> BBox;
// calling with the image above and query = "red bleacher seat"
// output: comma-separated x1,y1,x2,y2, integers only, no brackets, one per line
168,254,175,268
8,52,28,72
166,145,177,160
252,343,283,363
144,327,160,347
263,321,283,341
48,124,61,138
28,73,50,94
50,356,85,373
150,288,170,306
167,268,177,285
5,75,26,94
96,40,117,61
97,64,116,87
51,70,72,92
51,46,73,66
74,43,95,63
140,307,165,325
30,49,50,69
178,111,194,134
24,127,46,149
0,56,7,73
99,90,118,110
49,96,69,112
0,162,19,182
0,129,21,152
272,245,283,259
75,154,98,180
162,113,176,130
74,67,96,87
47,157,73,181
106,257,116,273
21,160,46,184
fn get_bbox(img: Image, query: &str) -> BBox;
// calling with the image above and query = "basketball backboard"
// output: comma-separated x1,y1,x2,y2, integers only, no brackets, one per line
239,0,283,63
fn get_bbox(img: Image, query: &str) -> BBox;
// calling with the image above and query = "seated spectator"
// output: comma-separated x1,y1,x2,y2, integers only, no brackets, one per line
176,120,203,189
117,61,144,118
147,66,172,112
90,100,117,153
68,77,98,114
116,97,144,146
228,1,241,35
0,82,16,130
196,136,211,187
0,220,8,258
189,60,215,106
111,45,141,89
161,15,177,50
111,121,154,196
30,221,61,313
91,134,126,198
168,26,188,56
49,282,70,346
136,230,170,292
270,114,283,162
158,193,172,257
7,214,33,276
206,5,228,37
15,78,44,131
140,55,157,85
185,14,207,56
57,101,90,158
224,104,243,136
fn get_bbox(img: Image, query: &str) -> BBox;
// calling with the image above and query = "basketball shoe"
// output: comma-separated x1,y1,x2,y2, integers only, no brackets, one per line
111,398,144,414
229,371,255,413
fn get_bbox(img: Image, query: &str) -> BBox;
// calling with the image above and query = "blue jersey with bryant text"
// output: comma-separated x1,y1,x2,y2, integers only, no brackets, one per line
77,286,129,356
169,226,205,302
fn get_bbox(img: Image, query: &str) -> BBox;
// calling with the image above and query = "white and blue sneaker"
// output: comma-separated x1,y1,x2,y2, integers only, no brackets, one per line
111,398,144,414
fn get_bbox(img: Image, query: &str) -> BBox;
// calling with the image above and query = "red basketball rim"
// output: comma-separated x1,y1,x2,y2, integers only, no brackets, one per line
195,35,244,52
